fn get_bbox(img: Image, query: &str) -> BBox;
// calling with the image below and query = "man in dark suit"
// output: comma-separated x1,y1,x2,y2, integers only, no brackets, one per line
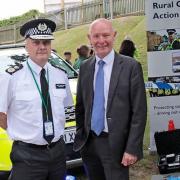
73,18,147,180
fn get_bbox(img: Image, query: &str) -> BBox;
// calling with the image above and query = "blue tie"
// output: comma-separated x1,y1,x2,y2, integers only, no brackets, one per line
91,60,105,135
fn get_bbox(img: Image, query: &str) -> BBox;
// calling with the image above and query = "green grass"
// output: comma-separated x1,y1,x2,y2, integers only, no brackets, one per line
53,16,158,179
52,16,147,80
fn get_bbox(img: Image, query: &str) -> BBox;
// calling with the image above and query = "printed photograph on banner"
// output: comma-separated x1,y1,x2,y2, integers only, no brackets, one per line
148,51,180,77
172,51,180,73
147,29,180,51
149,97,180,151
146,75,180,97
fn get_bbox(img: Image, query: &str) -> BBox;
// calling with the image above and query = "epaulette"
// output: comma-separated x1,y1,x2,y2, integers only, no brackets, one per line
50,63,67,74
5,64,23,75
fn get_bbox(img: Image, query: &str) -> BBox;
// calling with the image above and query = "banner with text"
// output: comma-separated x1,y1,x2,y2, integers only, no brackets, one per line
145,0,180,151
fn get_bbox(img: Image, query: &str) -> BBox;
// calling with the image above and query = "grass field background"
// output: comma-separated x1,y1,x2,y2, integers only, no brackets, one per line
52,16,148,81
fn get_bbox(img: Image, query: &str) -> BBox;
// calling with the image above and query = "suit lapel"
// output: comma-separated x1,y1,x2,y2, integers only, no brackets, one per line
87,57,96,107
107,53,123,113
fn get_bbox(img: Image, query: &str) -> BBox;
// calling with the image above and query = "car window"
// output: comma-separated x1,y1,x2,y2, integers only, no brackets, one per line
0,46,78,79
48,53,78,79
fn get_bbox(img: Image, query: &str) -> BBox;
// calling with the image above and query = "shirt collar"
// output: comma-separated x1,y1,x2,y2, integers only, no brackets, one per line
27,58,48,75
95,49,115,65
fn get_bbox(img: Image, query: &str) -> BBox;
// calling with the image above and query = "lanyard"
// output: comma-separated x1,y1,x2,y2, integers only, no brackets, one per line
27,61,50,118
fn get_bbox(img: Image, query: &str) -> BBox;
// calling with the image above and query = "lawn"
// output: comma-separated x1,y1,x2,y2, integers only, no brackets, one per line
52,16,148,81
52,16,159,179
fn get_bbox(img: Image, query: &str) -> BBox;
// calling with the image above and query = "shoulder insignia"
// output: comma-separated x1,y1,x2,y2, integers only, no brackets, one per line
50,63,67,74
6,64,23,75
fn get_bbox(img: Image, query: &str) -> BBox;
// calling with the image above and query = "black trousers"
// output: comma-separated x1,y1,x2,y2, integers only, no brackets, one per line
9,137,66,180
80,132,129,180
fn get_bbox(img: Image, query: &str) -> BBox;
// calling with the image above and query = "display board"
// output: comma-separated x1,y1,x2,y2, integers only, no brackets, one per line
145,0,180,151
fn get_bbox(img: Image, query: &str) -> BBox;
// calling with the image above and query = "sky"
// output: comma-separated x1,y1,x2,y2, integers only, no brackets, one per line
0,0,44,20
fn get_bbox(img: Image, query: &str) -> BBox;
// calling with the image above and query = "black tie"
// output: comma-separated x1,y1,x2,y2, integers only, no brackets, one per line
40,68,54,144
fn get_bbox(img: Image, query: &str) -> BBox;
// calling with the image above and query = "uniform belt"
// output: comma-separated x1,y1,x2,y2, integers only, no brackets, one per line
14,136,63,149
89,130,109,138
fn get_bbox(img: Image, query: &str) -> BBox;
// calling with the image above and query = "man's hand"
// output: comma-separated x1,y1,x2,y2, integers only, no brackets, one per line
0,112,7,130
121,152,137,166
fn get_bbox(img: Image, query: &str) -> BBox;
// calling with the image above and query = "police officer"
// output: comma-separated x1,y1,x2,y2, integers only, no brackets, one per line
0,18,73,180
158,29,180,51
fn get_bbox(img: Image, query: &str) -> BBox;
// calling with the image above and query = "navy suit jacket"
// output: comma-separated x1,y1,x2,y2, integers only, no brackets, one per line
73,52,147,162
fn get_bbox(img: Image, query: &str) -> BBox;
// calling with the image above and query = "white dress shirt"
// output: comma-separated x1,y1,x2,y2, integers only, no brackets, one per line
93,49,115,132
0,58,73,145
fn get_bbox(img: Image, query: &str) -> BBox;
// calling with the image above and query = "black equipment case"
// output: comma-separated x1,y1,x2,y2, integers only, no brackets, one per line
154,129,180,174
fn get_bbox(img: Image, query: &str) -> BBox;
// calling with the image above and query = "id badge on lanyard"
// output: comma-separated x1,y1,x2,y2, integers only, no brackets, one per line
44,121,54,136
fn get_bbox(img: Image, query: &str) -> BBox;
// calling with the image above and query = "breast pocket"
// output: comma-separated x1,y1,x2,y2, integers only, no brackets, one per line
15,91,40,112
52,89,67,100
52,89,67,118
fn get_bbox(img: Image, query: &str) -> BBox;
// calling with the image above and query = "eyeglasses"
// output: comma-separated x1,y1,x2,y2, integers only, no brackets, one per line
31,39,51,46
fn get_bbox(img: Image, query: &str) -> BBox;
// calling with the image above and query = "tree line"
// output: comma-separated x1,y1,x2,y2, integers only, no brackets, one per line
0,10,42,27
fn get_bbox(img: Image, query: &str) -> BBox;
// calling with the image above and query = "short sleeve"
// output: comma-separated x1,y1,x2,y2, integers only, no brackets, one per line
63,75,74,108
0,74,12,113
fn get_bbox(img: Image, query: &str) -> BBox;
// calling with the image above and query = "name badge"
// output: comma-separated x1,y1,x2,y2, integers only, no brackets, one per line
44,121,54,136
56,84,66,89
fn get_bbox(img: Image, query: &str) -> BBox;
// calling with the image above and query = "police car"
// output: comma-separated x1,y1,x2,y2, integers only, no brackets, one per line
0,44,81,179
172,61,180,73
145,80,180,97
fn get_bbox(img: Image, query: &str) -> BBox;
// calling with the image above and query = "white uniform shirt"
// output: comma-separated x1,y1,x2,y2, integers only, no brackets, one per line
0,58,73,145
93,49,115,132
